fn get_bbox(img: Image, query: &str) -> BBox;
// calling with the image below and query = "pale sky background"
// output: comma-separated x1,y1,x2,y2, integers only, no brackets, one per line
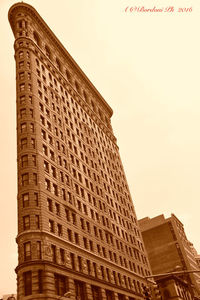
0,0,200,296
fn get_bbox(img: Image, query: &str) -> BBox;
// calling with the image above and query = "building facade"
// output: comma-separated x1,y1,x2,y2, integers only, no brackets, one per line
139,214,200,298
8,3,151,300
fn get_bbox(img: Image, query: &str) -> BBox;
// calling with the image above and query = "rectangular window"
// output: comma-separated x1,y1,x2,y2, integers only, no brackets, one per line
24,242,31,261
51,244,56,263
34,193,39,206
49,219,54,233
47,198,53,212
20,83,25,91
33,173,37,185
21,155,28,167
22,173,29,186
20,95,26,104
54,273,67,296
38,270,43,293
23,215,30,230
45,179,51,191
21,138,27,149
35,215,40,229
22,193,29,208
23,271,32,296
60,248,65,263
57,224,62,236
37,241,42,259
70,252,75,270
19,72,25,80
32,155,36,166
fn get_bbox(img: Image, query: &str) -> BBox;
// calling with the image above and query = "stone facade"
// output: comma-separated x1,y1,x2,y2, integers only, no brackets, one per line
8,2,151,299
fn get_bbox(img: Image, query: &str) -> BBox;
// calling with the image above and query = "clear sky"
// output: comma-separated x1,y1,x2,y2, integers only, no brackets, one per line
0,0,200,296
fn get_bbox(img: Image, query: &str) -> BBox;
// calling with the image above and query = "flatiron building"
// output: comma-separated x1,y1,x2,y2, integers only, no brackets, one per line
8,3,151,299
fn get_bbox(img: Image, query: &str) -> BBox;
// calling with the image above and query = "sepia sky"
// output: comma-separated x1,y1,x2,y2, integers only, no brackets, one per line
0,0,200,296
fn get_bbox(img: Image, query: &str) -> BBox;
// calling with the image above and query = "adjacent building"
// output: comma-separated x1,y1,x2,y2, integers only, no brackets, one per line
8,2,151,299
139,214,200,298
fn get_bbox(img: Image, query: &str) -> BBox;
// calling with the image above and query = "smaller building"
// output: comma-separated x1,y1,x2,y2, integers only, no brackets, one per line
139,214,200,298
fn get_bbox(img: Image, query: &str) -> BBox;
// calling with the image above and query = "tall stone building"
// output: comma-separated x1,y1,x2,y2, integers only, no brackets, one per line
139,214,200,298
8,2,151,300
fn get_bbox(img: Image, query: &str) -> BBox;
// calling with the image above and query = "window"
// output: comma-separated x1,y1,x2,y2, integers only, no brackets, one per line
22,173,29,186
35,215,40,229
47,198,53,212
74,280,86,300
75,233,79,245
51,166,56,178
19,51,24,58
22,193,29,208
57,224,62,236
32,155,36,166
53,183,58,196
38,270,43,293
51,244,56,263
33,173,37,185
30,123,34,132
45,45,51,59
45,179,50,191
34,193,39,206
21,155,28,167
37,241,42,259
49,220,54,233
78,256,83,272
20,83,25,91
33,31,40,46
19,72,24,80
55,203,60,216
67,229,72,241
31,138,35,148
43,144,48,155
54,273,67,296
24,242,31,261
19,61,24,68
60,248,65,263
21,138,27,150
20,95,25,104
23,215,30,230
23,271,32,296
44,161,49,172
20,108,26,118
